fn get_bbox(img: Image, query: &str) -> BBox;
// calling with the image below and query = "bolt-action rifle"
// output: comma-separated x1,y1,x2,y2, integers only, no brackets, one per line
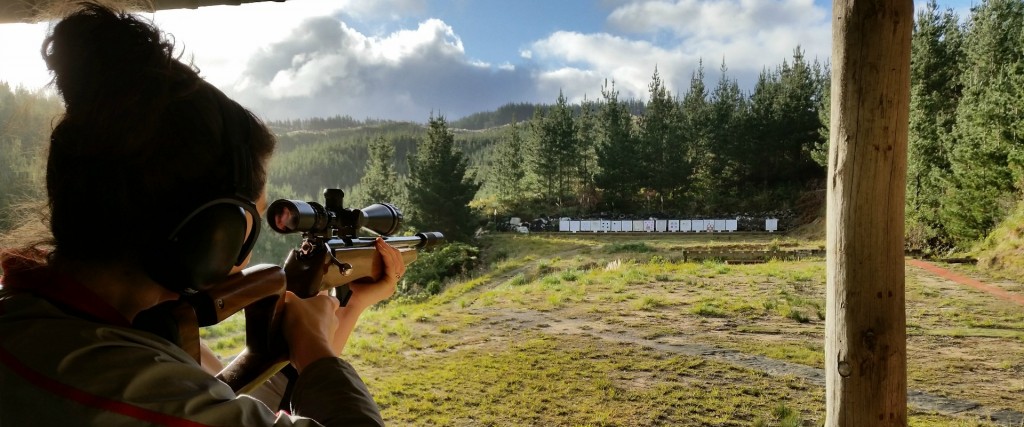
176,189,443,394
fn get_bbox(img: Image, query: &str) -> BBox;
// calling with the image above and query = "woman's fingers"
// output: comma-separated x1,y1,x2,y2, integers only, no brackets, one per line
376,237,406,280
281,291,341,372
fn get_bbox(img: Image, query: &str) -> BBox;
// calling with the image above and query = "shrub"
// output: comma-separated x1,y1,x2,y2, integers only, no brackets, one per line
560,270,580,282
401,242,480,295
692,300,727,317
605,242,654,253
507,273,530,286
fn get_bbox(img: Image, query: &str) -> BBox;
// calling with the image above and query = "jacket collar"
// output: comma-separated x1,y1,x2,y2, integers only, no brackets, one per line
1,257,131,328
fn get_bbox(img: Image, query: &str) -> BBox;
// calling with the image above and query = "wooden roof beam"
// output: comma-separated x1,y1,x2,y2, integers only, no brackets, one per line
0,0,285,24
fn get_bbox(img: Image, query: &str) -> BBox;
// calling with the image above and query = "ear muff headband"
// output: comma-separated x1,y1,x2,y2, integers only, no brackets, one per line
221,95,260,266
145,89,263,295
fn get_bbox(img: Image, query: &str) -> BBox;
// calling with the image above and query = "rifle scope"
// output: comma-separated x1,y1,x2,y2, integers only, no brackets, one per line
267,188,402,237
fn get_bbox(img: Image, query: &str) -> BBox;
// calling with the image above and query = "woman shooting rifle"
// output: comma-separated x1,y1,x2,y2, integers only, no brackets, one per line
0,3,403,425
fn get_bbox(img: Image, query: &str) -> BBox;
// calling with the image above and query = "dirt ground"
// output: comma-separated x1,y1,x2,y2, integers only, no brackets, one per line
903,262,1024,424
333,233,1024,425
443,252,1024,424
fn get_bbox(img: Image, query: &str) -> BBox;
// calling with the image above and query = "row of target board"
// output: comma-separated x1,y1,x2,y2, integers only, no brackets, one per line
558,218,779,233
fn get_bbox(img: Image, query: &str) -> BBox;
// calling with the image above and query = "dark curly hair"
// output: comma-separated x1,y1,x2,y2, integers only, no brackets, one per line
39,2,275,264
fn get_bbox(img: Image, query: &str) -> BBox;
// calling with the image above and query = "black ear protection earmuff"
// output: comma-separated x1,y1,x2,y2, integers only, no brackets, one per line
153,196,260,295
144,93,262,295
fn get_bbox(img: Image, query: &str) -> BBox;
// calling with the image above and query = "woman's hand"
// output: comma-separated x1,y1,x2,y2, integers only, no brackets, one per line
344,237,405,310
278,238,404,365
281,291,340,373
327,237,405,355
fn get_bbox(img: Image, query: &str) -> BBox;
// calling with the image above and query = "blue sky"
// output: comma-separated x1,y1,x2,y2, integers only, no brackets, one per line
0,0,978,122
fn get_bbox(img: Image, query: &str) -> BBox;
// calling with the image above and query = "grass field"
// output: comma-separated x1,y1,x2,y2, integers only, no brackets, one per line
206,232,1024,426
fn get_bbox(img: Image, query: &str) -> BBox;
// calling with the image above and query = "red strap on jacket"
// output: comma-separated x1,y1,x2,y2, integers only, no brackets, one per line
1,256,130,328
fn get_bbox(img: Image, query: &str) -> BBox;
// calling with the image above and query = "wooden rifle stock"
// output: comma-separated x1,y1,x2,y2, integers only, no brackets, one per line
171,265,287,393
207,233,441,393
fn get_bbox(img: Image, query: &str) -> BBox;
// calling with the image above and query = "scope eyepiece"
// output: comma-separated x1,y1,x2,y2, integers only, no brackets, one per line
267,199,327,234
267,189,404,237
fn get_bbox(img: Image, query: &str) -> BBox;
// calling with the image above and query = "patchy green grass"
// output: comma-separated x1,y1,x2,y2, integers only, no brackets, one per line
359,333,824,426
203,233,1019,426
200,313,246,358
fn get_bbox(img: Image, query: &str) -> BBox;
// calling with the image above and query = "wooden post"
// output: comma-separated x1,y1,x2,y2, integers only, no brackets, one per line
826,1,913,426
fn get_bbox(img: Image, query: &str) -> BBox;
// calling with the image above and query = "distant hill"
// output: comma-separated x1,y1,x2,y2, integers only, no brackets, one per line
450,102,541,130
450,100,646,131
265,119,505,201
266,115,407,133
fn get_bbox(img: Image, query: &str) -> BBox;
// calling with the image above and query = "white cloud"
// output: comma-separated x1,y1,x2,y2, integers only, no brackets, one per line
528,0,831,101
238,18,467,99
0,0,836,121
333,0,428,21
151,0,349,88
608,0,827,39
228,16,541,121
0,0,390,93
536,67,605,104
376,18,465,61
530,31,690,99
178,0,833,119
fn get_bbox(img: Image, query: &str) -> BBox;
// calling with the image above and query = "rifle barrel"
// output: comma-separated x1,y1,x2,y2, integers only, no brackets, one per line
325,232,444,251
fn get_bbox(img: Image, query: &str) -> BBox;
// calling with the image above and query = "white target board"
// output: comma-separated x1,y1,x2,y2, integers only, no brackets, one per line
611,221,622,232
580,220,592,232
692,220,704,232
622,221,634,232
766,218,779,232
726,219,738,232
559,218,570,232
714,219,727,232
680,220,692,232
656,220,668,232
668,220,679,232
633,220,644,231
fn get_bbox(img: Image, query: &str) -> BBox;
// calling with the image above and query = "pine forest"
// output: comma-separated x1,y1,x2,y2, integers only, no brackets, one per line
2,0,1024,263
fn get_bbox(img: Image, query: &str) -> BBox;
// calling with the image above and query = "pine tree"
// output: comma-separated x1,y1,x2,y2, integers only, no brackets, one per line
352,135,401,208
943,0,1024,244
906,0,964,247
595,80,640,212
1011,27,1024,191
743,48,827,208
575,96,599,212
746,68,782,189
526,91,579,206
702,59,748,211
638,67,687,213
487,120,527,211
811,72,831,168
405,115,481,242
775,47,827,184
678,63,711,214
